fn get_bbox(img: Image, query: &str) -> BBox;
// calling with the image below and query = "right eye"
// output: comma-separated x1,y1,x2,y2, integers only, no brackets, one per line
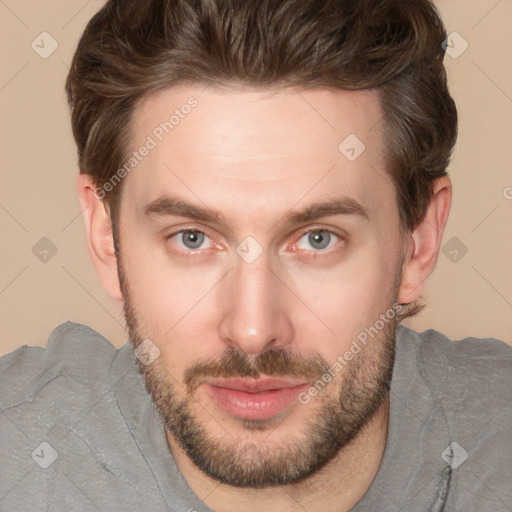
166,229,214,252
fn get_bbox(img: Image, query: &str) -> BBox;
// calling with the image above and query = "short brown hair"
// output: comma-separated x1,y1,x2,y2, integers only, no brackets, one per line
66,0,457,231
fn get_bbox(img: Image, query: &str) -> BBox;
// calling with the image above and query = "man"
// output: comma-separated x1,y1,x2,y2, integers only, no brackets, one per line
1,0,511,510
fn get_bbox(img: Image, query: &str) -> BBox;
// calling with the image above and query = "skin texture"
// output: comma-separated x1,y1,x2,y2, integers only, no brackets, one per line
78,85,452,511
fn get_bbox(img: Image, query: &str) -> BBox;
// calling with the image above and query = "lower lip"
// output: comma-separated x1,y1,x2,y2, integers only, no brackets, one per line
205,383,309,420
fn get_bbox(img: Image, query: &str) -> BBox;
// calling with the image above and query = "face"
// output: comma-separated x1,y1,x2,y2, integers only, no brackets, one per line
115,85,404,487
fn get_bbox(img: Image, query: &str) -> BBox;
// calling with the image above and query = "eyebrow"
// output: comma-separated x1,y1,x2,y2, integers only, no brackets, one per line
142,195,369,228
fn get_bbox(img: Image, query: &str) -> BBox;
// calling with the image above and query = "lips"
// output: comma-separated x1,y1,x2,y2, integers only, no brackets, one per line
204,377,307,392
202,377,310,420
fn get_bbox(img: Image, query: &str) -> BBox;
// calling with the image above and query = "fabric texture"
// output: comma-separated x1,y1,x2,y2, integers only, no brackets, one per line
1,321,511,511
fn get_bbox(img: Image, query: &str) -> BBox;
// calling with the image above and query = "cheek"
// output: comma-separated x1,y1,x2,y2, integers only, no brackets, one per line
120,237,228,366
123,247,224,328
283,244,400,356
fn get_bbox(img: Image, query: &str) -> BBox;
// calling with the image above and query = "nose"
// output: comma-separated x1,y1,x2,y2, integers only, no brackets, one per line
217,254,294,355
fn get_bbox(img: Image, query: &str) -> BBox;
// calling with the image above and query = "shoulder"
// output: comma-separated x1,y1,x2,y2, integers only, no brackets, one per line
395,326,512,433
411,327,512,434
397,327,512,508
410,327,512,391
0,323,157,511
0,321,118,411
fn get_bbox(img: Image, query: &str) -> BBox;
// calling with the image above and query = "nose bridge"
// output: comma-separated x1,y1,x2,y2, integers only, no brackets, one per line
218,253,293,355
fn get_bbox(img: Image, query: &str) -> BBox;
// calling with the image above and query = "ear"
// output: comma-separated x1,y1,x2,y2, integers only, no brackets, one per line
77,174,123,301
398,176,452,304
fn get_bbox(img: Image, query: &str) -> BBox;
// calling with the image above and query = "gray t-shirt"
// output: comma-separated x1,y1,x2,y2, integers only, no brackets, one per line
1,321,510,511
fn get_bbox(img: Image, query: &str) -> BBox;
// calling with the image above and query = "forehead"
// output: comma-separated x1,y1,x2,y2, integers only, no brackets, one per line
121,84,396,228
131,84,382,158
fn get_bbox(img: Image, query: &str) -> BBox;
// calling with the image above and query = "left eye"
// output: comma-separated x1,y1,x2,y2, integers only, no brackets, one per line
295,230,339,251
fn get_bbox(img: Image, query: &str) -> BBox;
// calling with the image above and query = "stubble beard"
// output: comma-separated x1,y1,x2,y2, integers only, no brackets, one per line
122,291,398,488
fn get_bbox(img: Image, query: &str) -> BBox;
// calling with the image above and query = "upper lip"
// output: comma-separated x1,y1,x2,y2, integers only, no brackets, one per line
203,377,309,393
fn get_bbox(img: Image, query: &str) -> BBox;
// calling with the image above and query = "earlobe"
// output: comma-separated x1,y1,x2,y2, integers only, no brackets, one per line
398,177,452,304
77,174,123,301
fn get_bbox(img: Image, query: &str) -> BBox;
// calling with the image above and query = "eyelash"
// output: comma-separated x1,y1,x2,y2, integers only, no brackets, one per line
165,226,344,258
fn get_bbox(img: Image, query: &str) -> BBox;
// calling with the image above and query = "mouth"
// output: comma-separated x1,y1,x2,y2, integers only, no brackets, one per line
202,377,310,420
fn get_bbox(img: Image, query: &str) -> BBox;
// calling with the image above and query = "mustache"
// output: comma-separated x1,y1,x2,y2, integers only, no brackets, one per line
183,348,331,392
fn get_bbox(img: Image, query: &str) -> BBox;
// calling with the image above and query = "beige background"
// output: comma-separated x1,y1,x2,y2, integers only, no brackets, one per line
0,0,511,355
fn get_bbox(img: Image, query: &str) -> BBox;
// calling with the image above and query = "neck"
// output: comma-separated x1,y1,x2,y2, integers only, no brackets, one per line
165,396,390,512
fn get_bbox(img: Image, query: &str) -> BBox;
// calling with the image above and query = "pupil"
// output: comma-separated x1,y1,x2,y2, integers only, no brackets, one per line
183,230,204,249
309,230,330,249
